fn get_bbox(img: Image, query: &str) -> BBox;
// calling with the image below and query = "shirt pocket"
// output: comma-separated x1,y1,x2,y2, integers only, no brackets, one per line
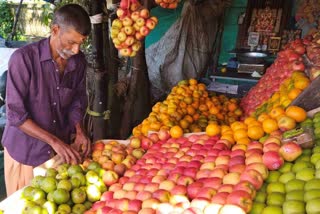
59,87,76,108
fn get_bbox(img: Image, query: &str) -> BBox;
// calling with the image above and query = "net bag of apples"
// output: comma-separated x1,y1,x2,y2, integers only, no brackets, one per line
155,0,180,9
111,0,158,57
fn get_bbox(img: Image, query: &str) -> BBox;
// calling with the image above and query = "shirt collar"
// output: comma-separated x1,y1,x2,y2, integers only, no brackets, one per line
39,37,52,62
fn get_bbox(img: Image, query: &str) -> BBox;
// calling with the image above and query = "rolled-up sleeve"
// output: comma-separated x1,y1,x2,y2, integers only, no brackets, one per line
68,62,87,129
6,50,31,127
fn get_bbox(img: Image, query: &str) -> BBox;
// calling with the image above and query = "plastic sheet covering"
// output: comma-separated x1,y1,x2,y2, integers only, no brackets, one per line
146,0,231,101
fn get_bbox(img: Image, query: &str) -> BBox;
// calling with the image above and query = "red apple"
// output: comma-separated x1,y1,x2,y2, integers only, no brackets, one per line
140,8,150,19
187,182,203,199
218,184,234,193
233,181,256,199
190,198,210,212
246,162,269,180
153,189,171,202
263,142,281,153
102,170,119,186
222,172,241,185
279,142,302,162
136,190,152,201
211,192,229,204
263,151,284,170
240,169,264,190
229,164,246,174
170,185,187,196
141,198,161,209
226,190,253,212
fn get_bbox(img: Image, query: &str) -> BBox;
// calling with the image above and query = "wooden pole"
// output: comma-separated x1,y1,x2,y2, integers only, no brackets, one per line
105,1,122,138
89,0,109,141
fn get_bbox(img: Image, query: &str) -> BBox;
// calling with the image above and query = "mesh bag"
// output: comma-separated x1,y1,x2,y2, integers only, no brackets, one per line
146,0,231,101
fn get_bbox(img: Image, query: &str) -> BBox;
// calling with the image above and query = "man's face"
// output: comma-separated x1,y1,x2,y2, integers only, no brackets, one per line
52,25,87,59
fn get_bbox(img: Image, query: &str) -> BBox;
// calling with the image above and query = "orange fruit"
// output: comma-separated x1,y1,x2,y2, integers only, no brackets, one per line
262,118,279,134
247,126,265,140
228,103,238,112
233,129,248,141
244,117,256,125
231,122,247,131
220,134,235,144
288,88,302,100
269,106,285,119
257,113,270,122
285,106,307,122
179,119,190,129
209,106,219,115
294,77,310,90
236,137,251,145
184,115,194,124
206,123,221,136
247,120,262,128
170,126,184,138
189,78,198,85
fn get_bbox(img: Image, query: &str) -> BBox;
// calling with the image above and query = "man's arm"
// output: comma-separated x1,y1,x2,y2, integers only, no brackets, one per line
19,119,81,164
68,59,91,157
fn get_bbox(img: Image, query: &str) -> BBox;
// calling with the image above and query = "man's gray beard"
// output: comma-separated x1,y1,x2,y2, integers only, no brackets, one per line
57,49,75,59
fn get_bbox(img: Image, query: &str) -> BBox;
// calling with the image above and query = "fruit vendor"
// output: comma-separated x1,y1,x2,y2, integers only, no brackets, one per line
1,4,92,196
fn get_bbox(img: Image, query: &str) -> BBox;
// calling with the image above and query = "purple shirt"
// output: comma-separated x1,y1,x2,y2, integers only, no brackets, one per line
2,38,87,166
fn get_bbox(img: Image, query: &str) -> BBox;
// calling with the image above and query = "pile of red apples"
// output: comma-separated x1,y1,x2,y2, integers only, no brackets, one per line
241,38,311,116
85,129,302,214
111,0,158,57
155,0,179,9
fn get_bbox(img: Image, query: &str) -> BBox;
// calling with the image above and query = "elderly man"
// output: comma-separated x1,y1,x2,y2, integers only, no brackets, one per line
2,4,92,196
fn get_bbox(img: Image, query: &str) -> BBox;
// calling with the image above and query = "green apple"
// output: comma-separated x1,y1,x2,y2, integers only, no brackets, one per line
250,202,266,214
261,206,282,214
282,200,305,214
292,161,314,173
267,182,285,194
279,163,293,173
286,190,304,201
296,168,315,181
260,183,268,192
313,146,320,154
315,139,320,146
316,170,320,179
311,153,320,165
279,172,295,184
266,192,285,206
304,179,320,191
254,191,267,203
316,160,320,170
294,155,310,163
304,189,320,201
306,198,320,214
266,171,281,183
302,148,312,156
286,179,306,192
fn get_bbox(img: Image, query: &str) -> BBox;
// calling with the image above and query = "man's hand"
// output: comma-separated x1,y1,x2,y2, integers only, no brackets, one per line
73,131,91,158
50,137,82,164
73,123,91,158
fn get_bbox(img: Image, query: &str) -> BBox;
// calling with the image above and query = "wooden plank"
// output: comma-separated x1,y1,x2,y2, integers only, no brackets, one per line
290,76,320,111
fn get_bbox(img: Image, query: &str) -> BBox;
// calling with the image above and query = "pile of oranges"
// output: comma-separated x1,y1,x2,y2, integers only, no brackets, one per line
132,79,243,136
254,71,310,117
206,105,307,146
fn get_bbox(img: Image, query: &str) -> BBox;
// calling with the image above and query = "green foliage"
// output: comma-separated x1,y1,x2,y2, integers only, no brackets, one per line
0,1,14,39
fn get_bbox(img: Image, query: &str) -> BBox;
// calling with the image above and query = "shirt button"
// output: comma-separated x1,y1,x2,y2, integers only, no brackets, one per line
56,87,60,90
56,69,59,72
53,102,56,106
53,120,56,123
47,150,51,154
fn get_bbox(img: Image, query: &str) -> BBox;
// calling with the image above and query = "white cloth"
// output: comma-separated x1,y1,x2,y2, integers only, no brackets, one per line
0,48,17,76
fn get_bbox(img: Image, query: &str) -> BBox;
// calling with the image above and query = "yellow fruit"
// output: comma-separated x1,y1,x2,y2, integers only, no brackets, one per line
285,106,307,122
170,126,184,138
262,118,279,134
247,126,265,140
206,123,221,136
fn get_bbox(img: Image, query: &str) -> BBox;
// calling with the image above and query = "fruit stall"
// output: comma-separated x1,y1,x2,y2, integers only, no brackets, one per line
2,0,320,214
